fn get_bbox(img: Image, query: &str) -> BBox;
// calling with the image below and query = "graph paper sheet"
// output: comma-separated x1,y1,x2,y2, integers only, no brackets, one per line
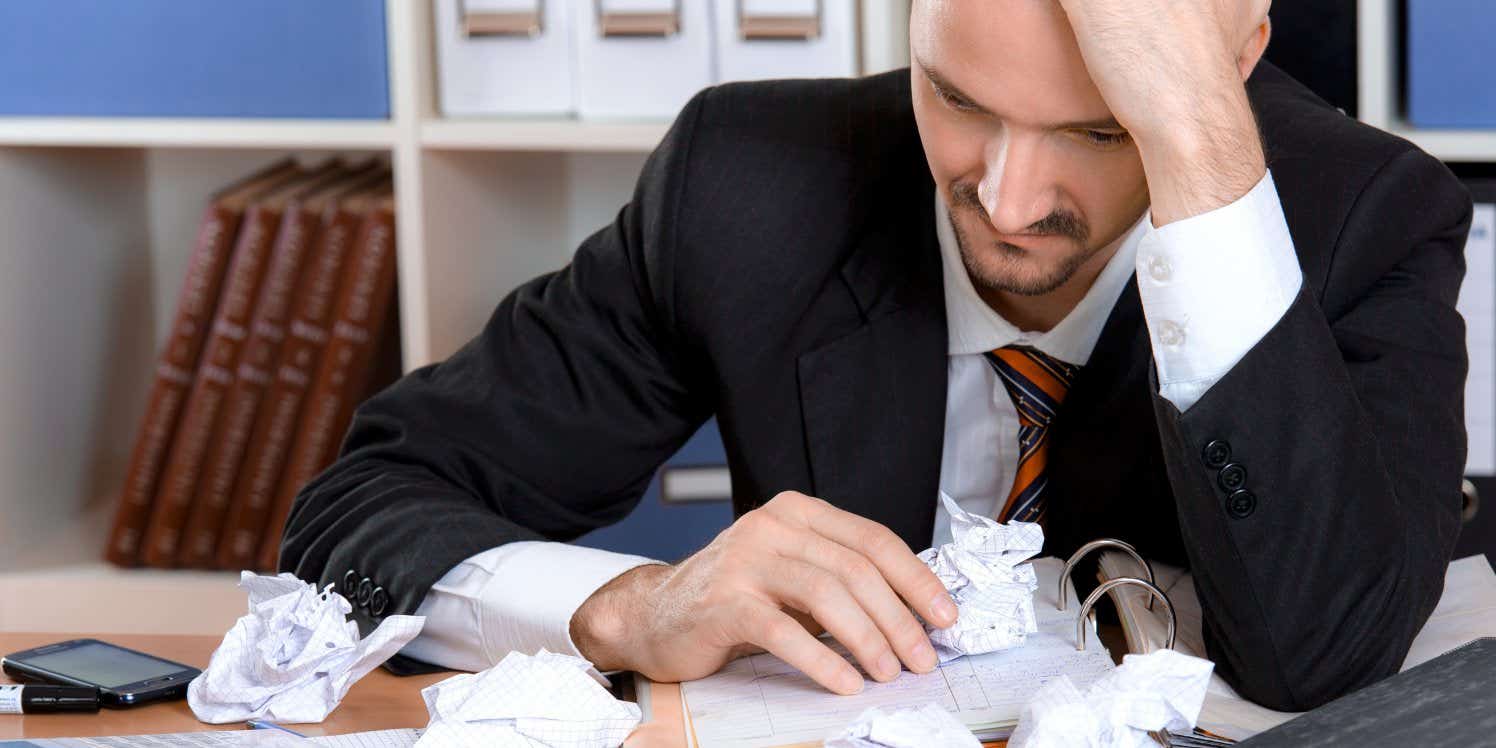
679,558,1113,748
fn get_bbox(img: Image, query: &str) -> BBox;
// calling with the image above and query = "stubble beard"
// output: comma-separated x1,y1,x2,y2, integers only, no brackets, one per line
946,185,1099,298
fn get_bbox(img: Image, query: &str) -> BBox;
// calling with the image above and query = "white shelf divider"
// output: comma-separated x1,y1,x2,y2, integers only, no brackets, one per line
0,118,399,150
420,119,671,153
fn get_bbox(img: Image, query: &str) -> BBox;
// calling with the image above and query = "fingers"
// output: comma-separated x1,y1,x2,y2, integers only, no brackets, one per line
735,599,865,695
790,533,940,674
774,493,958,630
761,558,903,683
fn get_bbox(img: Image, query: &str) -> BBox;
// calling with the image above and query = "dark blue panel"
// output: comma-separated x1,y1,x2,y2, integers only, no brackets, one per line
1407,0,1496,128
574,419,735,561
0,1,388,118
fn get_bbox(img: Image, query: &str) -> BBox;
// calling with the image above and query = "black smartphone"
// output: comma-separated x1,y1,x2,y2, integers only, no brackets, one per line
1,638,201,707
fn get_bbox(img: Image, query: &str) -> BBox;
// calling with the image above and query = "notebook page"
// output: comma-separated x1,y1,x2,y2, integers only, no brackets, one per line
681,558,1113,748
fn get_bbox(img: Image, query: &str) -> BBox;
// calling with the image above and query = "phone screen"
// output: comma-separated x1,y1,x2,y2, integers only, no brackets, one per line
17,642,185,689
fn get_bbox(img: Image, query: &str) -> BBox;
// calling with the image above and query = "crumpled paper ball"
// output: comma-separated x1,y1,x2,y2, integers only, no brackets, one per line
188,571,425,724
1007,649,1216,748
917,492,1045,661
825,703,983,748
414,649,641,748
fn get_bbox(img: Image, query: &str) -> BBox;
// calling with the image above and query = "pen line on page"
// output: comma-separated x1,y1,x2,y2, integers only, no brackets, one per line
246,719,308,738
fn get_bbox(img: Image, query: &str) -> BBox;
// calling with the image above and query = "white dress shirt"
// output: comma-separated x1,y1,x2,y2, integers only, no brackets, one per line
400,171,1304,672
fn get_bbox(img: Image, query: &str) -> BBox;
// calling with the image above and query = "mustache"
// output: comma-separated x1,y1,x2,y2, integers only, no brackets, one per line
950,182,1090,245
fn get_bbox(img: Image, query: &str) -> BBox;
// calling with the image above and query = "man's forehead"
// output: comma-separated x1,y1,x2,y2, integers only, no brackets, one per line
911,0,1113,128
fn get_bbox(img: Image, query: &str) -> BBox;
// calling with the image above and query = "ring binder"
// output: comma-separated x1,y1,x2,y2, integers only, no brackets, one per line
1074,576,1177,653
595,0,681,37
460,0,545,37
736,0,822,41
1058,538,1156,612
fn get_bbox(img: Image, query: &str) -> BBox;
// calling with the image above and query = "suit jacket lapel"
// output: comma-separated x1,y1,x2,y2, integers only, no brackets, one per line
797,176,949,552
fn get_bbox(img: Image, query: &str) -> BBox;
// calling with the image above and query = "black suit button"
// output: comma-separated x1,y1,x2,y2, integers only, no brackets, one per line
357,578,374,608
1202,440,1232,469
370,587,389,617
1218,463,1248,492
342,569,359,595
1227,490,1257,518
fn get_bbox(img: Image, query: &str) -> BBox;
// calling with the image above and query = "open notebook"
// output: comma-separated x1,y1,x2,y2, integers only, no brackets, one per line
647,557,1113,748
1096,552,1496,742
641,553,1496,747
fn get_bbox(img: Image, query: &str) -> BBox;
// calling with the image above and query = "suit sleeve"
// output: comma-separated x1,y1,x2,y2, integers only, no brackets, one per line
278,91,714,669
1152,148,1473,711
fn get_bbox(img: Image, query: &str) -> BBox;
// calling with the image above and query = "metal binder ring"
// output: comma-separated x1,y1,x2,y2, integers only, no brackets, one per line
1058,538,1155,611
1075,576,1176,652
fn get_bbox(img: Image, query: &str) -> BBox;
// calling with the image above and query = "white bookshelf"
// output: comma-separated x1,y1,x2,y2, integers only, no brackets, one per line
0,0,1487,585
0,0,911,581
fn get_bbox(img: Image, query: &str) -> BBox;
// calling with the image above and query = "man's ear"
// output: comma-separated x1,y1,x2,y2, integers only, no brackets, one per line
1236,16,1272,81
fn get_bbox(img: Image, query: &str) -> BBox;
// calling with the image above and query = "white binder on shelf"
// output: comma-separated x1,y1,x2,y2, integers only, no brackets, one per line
436,0,577,116
574,0,716,120
713,0,859,83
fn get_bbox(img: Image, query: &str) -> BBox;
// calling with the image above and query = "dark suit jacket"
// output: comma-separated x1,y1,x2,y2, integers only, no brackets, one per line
282,63,1472,712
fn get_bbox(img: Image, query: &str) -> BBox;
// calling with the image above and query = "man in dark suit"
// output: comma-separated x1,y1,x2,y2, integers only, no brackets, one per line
282,0,1471,711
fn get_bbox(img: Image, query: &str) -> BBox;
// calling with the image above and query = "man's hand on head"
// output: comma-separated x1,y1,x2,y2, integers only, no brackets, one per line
1055,0,1274,225
568,491,958,695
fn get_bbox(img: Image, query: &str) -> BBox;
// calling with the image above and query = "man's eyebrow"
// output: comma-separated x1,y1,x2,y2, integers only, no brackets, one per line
917,57,1125,132
1055,115,1124,131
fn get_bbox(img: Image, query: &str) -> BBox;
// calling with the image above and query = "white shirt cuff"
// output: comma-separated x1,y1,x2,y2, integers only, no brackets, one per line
1135,170,1304,411
402,541,664,672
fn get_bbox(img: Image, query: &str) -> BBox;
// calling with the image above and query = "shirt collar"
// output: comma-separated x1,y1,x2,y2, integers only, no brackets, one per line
936,194,1147,364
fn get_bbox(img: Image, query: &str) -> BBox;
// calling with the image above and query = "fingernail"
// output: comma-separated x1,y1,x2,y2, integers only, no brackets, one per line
840,669,865,694
878,651,901,680
912,640,938,672
931,593,958,626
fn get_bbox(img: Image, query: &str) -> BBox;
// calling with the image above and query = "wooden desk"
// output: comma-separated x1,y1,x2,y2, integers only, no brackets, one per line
0,632,446,740
0,633,997,747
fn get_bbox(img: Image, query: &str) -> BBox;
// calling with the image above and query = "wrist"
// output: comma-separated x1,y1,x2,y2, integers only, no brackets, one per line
1133,88,1266,226
570,562,669,671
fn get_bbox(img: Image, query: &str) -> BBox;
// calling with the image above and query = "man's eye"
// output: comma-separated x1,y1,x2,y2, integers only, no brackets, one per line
936,88,980,113
1081,130,1130,147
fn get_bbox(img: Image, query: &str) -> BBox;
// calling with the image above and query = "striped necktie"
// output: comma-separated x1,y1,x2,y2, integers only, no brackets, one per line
984,346,1080,524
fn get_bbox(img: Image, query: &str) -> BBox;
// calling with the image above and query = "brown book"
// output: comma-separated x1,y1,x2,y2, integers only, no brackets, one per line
216,180,393,571
256,191,400,572
103,159,301,567
138,161,351,567
175,163,385,568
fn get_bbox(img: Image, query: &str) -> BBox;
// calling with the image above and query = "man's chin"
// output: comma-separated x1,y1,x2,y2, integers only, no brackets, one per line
960,244,1079,297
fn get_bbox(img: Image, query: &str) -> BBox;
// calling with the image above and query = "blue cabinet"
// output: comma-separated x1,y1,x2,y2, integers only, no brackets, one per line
574,420,735,561
1407,0,1496,128
0,1,389,118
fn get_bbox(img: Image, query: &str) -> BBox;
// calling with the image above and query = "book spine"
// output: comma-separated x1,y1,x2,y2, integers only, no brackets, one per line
215,203,365,571
139,203,285,567
257,203,398,572
176,202,321,568
103,204,243,567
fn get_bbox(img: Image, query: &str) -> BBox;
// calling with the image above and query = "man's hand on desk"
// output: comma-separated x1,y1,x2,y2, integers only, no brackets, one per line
569,491,958,695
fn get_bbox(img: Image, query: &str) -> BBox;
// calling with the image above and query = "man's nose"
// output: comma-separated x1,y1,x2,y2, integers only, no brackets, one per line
976,134,1056,235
